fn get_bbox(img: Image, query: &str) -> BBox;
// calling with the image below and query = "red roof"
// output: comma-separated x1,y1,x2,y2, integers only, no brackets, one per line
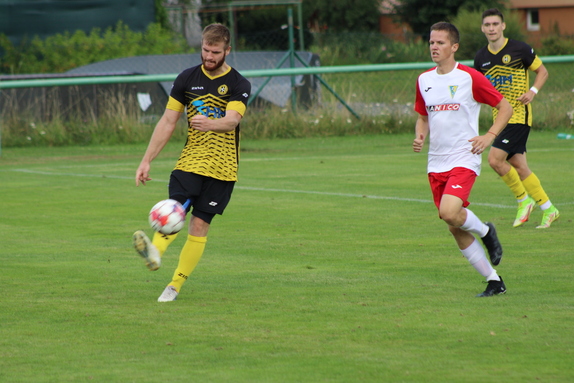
504,0,572,7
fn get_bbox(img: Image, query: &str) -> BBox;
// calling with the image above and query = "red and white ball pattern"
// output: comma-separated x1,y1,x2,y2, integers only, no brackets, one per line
148,199,186,235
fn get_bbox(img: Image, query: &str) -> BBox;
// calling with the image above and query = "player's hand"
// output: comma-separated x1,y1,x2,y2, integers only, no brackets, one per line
135,164,152,186
517,91,535,105
191,114,211,132
469,134,495,155
413,134,425,152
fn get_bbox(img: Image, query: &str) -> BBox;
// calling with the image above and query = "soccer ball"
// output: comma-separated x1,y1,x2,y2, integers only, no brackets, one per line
148,199,186,235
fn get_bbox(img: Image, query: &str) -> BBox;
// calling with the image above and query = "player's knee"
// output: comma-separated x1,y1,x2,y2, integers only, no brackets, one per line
487,156,505,172
439,208,460,227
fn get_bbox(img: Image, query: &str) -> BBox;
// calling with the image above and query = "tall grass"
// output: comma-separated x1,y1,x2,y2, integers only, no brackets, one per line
1,63,573,147
0,86,187,146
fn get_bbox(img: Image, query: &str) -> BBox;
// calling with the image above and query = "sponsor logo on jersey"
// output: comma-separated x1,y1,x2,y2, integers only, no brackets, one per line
192,99,226,118
502,54,511,64
426,103,460,112
192,86,204,90
486,74,513,89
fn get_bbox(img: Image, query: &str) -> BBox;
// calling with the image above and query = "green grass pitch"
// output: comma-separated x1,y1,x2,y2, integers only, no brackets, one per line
1,132,573,382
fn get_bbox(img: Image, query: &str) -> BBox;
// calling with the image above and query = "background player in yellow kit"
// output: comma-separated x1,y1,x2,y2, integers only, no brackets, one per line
133,23,251,302
474,8,559,229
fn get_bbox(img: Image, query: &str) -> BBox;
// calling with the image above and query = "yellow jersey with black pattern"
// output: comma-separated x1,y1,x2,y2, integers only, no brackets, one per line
167,65,251,181
474,38,542,126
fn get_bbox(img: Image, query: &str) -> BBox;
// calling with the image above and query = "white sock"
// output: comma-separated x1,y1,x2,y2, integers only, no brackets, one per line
460,208,488,237
461,239,495,278
540,201,552,210
486,270,500,282
517,195,529,203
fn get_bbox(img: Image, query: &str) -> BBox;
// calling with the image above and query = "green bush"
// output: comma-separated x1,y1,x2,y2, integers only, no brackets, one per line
0,22,192,74
538,24,574,55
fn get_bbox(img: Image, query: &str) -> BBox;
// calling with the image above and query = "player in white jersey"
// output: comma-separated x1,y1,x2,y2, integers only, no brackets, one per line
413,22,513,297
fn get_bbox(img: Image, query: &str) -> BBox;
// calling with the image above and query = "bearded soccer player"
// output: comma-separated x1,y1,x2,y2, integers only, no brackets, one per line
474,8,559,229
133,23,251,302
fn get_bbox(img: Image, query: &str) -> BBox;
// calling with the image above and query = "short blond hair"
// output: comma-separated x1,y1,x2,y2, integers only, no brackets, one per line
202,23,231,48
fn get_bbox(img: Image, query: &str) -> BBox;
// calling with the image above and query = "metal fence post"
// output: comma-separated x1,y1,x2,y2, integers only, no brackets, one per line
288,8,296,114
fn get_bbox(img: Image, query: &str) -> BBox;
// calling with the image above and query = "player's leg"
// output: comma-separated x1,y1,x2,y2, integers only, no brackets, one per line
488,124,538,227
449,224,505,297
151,232,179,256
437,169,491,242
440,193,502,264
158,214,211,302
133,230,162,271
509,154,560,228
133,214,182,270
438,170,505,296
488,147,535,227
158,176,235,302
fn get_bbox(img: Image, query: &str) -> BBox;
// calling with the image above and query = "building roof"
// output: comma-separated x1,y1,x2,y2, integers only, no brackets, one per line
379,0,574,14
508,0,574,8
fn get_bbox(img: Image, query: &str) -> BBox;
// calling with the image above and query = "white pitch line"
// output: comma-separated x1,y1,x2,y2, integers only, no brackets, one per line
8,146,573,170
234,186,522,209
6,168,527,209
10,168,132,180
9,167,574,208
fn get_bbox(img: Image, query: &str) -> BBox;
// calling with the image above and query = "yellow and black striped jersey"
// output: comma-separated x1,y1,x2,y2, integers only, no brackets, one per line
167,65,251,181
474,38,542,126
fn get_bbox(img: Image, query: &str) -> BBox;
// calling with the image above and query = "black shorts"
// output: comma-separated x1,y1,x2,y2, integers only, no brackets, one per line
492,123,530,160
169,170,235,222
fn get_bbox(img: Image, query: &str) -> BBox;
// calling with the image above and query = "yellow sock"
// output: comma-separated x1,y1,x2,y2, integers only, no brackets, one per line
523,172,549,206
152,232,178,257
169,235,207,292
501,167,527,200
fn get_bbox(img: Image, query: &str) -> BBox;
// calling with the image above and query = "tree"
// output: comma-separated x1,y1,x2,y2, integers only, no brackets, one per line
305,0,380,32
454,9,525,60
390,0,508,37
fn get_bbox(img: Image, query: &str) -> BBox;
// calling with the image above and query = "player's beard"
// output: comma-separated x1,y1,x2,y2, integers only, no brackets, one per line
202,52,226,72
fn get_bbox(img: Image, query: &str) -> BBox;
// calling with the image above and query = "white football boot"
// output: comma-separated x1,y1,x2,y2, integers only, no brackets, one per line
132,230,161,271
157,286,178,302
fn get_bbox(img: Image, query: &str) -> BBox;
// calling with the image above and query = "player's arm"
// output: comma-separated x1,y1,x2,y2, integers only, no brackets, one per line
413,114,429,153
191,109,243,133
517,62,548,105
469,97,512,155
135,108,181,186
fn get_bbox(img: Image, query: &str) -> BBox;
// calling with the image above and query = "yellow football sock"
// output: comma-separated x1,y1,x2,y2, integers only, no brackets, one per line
501,167,527,200
152,232,178,257
523,172,549,206
169,235,207,292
